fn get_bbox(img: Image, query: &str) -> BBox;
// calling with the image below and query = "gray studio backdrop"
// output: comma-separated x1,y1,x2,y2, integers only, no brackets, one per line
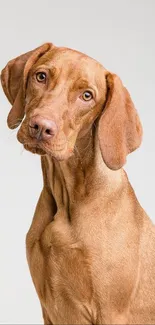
0,0,155,323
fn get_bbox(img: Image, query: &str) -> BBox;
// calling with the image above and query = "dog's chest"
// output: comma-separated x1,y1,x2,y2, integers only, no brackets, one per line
27,209,94,321
27,200,140,323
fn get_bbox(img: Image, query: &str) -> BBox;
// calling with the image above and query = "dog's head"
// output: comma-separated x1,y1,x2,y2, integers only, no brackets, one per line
1,43,142,170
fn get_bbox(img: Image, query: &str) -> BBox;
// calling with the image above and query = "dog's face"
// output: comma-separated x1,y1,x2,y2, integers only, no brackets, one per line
1,43,142,170
17,47,107,160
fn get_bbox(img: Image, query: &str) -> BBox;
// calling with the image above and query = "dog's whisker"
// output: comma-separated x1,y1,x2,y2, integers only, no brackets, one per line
20,145,25,155
7,129,17,139
74,145,84,170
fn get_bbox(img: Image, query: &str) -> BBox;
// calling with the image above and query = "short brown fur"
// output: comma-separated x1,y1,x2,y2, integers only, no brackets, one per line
1,43,155,324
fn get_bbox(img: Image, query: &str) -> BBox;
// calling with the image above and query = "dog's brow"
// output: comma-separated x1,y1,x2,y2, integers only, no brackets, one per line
71,78,98,97
72,79,91,90
33,65,56,74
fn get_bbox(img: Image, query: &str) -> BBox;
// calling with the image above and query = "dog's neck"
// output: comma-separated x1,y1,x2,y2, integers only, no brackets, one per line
45,128,124,209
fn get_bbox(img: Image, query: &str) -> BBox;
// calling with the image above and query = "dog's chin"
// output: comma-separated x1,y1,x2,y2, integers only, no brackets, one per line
24,144,47,155
23,143,73,161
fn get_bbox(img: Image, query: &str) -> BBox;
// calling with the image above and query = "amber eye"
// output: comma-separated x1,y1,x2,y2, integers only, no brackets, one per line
36,72,46,82
81,91,93,101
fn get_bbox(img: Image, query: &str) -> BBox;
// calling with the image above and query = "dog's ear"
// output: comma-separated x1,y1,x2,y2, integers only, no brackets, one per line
1,43,53,129
98,73,143,170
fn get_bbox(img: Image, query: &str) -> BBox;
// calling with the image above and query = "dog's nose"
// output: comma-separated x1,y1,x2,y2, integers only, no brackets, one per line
29,116,57,140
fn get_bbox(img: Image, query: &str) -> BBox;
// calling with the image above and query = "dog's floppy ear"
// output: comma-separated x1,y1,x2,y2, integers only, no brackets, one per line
98,73,143,170
1,43,53,129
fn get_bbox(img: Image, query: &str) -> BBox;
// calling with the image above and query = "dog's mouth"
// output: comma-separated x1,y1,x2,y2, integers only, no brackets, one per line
20,137,74,160
23,143,47,155
17,122,78,160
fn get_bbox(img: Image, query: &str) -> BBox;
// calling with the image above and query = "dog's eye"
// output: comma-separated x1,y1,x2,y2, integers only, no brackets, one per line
36,72,46,83
81,91,93,101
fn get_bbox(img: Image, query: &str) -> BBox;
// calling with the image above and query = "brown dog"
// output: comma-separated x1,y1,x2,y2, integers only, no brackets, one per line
1,43,155,324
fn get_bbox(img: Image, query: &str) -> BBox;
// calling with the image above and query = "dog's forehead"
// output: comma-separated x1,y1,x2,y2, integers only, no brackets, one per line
37,47,106,72
35,46,106,81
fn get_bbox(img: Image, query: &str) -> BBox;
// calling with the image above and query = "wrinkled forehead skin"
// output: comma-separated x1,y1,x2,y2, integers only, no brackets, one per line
29,46,107,98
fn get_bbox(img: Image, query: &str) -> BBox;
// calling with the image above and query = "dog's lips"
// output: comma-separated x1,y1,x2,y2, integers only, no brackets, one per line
23,140,72,159
17,127,76,159
24,143,46,155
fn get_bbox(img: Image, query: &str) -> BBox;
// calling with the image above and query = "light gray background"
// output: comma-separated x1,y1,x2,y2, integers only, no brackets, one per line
0,0,155,323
